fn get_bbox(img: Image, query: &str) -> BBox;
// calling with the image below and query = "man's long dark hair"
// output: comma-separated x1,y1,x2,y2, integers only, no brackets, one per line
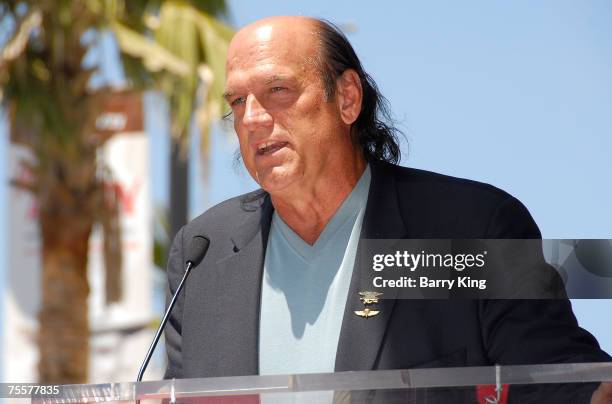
316,19,402,164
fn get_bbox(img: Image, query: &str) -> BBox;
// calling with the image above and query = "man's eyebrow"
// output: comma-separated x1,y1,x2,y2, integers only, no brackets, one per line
223,75,293,99
264,74,289,85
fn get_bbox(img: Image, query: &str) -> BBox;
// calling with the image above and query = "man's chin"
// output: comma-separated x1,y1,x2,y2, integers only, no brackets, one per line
254,160,306,193
257,172,298,196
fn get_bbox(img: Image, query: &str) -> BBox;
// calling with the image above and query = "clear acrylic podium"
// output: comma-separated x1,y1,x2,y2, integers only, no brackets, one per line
34,362,612,403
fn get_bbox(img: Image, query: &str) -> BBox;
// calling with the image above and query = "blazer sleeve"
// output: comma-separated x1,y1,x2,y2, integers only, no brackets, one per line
163,226,186,379
479,196,610,364
479,196,610,403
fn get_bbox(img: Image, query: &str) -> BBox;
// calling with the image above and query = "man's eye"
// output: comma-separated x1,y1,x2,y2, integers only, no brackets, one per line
231,97,246,106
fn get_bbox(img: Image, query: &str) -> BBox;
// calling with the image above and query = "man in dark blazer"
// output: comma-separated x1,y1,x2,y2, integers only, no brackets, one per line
164,16,611,402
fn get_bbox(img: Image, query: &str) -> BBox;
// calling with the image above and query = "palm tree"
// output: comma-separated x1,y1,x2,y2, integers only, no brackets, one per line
0,0,231,383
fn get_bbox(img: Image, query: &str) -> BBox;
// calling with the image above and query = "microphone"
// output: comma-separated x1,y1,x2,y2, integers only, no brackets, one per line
137,235,210,382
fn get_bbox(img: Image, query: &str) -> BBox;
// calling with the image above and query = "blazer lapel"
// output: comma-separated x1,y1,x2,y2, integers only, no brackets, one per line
193,193,273,376
335,161,408,371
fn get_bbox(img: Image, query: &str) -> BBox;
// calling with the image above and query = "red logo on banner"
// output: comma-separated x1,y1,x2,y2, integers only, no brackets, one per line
106,179,142,216
476,384,508,403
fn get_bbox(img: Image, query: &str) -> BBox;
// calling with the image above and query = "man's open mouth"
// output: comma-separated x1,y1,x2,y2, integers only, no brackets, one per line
256,141,289,156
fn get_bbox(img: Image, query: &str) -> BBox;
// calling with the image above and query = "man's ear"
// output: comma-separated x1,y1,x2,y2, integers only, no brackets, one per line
336,69,363,125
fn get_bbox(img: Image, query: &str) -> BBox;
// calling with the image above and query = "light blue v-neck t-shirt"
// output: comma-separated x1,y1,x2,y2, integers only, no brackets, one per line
259,166,371,375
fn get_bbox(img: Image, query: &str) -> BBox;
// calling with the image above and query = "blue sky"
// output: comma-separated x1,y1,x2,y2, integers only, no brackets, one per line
1,0,611,369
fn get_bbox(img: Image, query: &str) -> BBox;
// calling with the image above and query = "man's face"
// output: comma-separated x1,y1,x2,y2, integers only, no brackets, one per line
224,19,351,195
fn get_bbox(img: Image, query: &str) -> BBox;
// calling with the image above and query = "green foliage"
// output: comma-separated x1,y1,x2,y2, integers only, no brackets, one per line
111,0,233,152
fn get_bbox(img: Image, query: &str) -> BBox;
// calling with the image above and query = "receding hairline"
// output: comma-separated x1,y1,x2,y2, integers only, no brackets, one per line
232,17,327,56
234,15,321,35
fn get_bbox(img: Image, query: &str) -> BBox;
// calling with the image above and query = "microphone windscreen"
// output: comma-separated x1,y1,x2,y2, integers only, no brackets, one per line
185,236,210,267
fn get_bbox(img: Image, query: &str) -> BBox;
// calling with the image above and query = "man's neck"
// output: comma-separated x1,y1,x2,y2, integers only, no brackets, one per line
271,160,367,245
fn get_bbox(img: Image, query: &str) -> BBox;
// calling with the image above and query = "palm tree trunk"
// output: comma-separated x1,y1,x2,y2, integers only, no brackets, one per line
37,204,93,384
170,139,189,241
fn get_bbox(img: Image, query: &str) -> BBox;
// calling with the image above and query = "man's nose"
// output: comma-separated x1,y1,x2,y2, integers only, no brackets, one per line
243,94,273,130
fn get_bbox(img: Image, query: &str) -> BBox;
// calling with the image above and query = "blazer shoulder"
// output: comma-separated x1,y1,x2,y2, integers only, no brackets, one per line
392,164,512,202
182,188,268,239
381,163,540,238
